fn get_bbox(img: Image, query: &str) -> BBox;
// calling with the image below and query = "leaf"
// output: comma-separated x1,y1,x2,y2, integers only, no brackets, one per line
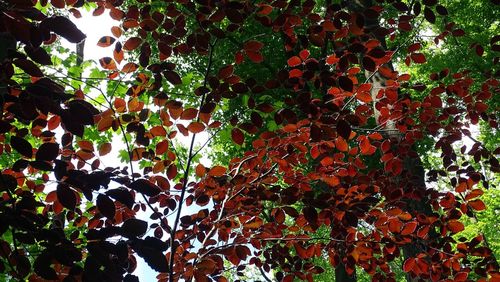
231,128,244,145
98,143,112,156
246,51,263,63
287,56,302,67
218,65,234,79
123,37,142,51
303,206,318,225
40,16,86,43
97,194,116,219
36,143,59,161
411,53,426,64
163,71,182,85
121,218,148,238
99,57,117,70
122,62,139,73
187,122,205,133
448,220,465,233
356,91,372,103
97,36,115,47
403,258,415,272
424,7,436,23
57,184,76,210
106,188,135,209
13,59,44,77
208,166,226,177
401,221,418,235
468,199,486,211
196,259,216,274
111,26,122,38
338,76,353,92
243,40,264,52
335,137,348,152
11,136,33,158
128,179,162,197
336,119,351,140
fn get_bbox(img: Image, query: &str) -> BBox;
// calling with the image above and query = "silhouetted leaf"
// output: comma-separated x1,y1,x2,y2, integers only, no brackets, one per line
336,119,351,140
121,218,148,238
97,194,116,219
41,16,86,43
10,136,33,158
36,142,59,161
57,183,76,210
128,179,161,197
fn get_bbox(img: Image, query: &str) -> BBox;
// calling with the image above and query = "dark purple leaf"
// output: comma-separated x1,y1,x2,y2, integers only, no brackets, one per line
337,119,351,140
97,194,116,219
40,16,86,43
128,179,162,197
10,136,33,158
36,142,59,161
57,183,76,210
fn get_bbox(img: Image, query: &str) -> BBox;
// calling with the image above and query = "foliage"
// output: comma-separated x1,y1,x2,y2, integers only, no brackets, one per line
0,0,499,281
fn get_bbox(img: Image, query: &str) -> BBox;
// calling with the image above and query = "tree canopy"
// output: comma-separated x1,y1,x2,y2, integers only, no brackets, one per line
0,0,499,281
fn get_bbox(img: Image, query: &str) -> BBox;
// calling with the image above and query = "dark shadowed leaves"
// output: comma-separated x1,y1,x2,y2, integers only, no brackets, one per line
41,16,86,43
336,119,351,140
132,241,168,273
303,206,318,225
24,46,52,65
13,59,44,77
121,218,148,238
106,188,135,209
36,142,59,161
57,183,76,210
10,136,33,158
128,179,161,197
34,252,58,280
97,194,116,219
338,76,353,92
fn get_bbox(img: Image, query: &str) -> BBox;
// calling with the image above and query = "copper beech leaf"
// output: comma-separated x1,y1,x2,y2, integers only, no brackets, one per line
127,179,162,197
11,136,33,158
97,36,115,47
97,194,115,219
208,166,226,177
336,119,351,140
231,128,244,145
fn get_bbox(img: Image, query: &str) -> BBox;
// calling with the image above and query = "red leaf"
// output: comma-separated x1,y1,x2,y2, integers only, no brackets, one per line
401,221,418,235
208,166,226,177
448,220,465,233
289,68,303,78
411,53,426,64
243,40,264,52
299,49,310,61
121,62,139,73
218,64,234,79
246,51,263,63
335,137,348,152
187,122,205,133
403,258,415,272
287,56,302,67
231,128,244,145
326,55,339,65
123,37,142,51
468,199,486,211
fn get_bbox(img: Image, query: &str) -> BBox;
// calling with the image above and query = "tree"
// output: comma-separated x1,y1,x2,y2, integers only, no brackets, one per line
0,0,499,281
